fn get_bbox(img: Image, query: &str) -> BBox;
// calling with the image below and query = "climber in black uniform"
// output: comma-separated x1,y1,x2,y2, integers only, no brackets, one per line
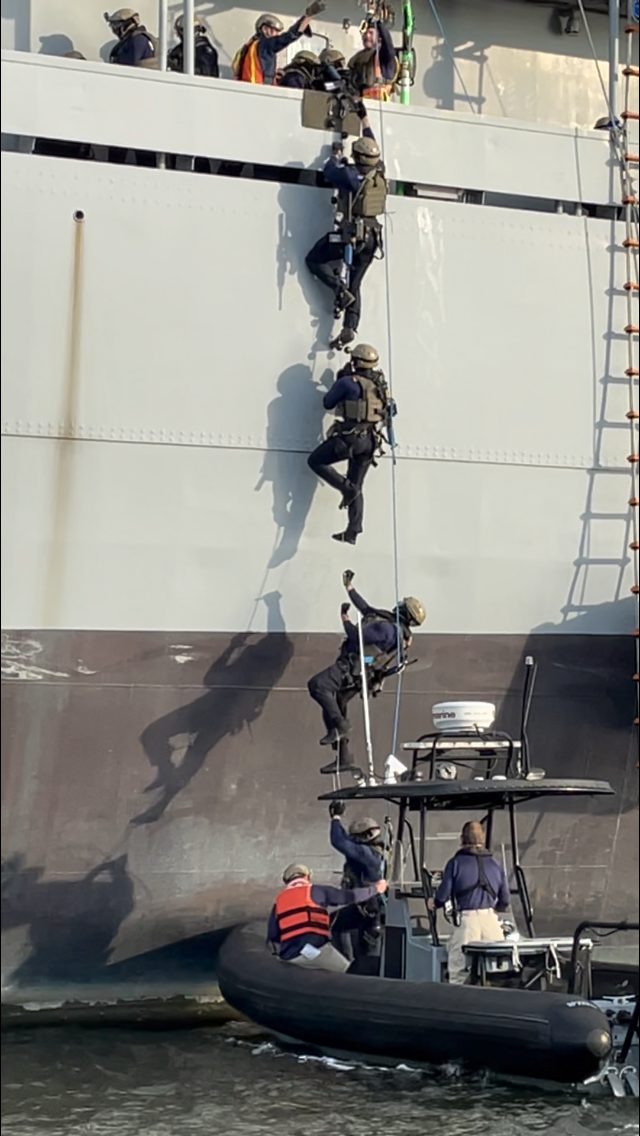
278,50,321,88
308,570,426,775
306,106,387,350
167,14,220,77
308,343,391,546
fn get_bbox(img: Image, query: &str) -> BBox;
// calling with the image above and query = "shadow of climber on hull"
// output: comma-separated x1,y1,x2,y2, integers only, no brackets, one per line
1,853,134,986
131,592,293,826
256,364,332,568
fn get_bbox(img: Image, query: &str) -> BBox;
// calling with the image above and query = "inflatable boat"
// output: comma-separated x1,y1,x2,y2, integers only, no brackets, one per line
218,733,639,1092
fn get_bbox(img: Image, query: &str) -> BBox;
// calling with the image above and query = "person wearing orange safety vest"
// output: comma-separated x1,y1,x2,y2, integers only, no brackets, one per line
348,15,398,101
267,862,387,972
233,3,326,86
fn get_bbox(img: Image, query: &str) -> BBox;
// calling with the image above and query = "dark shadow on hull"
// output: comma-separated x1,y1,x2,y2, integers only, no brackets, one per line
1,854,134,985
131,591,294,825
255,364,332,568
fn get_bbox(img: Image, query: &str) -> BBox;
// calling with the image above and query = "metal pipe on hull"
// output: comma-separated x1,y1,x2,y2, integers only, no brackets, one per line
184,0,195,75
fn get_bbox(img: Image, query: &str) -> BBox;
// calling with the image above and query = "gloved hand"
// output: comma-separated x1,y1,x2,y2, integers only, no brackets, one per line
343,569,355,589
329,800,346,818
355,100,368,120
331,141,345,156
340,602,351,617
305,0,326,16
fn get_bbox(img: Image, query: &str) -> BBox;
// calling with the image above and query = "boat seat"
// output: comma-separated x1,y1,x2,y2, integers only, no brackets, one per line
464,936,593,991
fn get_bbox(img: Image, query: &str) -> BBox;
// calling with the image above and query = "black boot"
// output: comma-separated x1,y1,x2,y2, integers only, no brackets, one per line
319,756,364,777
329,327,355,351
319,721,350,747
332,531,357,545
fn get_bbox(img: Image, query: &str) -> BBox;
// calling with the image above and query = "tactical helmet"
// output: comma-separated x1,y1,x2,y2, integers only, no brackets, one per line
352,136,381,167
290,50,320,67
255,13,285,32
400,596,426,626
282,862,311,882
349,817,381,841
350,343,379,368
319,47,346,67
64,50,86,59
105,8,140,28
175,14,207,36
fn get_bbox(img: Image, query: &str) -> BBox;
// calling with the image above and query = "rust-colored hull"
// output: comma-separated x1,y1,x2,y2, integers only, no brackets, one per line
1,629,638,1002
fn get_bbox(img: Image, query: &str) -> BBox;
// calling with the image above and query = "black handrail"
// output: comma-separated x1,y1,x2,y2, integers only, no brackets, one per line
567,920,640,995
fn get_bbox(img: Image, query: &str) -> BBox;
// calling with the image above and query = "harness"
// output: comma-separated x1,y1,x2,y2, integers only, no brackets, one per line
452,853,499,909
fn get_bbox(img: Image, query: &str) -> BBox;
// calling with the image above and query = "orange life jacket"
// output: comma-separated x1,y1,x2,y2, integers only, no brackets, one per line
274,880,331,943
361,54,397,101
233,37,264,84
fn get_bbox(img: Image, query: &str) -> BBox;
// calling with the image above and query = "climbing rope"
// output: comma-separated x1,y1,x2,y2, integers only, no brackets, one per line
377,109,406,762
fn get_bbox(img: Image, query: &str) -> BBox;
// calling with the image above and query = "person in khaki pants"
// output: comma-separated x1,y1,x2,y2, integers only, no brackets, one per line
428,822,510,985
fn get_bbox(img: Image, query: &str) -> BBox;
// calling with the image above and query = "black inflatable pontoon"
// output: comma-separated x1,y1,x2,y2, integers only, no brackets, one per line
218,921,611,1084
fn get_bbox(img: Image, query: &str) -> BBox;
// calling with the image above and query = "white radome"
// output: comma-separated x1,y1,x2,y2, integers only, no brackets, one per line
431,701,496,734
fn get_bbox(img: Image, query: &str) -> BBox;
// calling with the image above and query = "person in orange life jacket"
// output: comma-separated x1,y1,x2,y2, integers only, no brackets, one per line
268,863,387,972
328,805,386,963
427,821,510,985
305,108,385,348
348,13,398,100
234,3,326,86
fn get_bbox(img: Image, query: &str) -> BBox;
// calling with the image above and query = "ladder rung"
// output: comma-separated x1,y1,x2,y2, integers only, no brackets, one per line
634,629,639,638
622,111,639,120
630,497,640,507
622,196,639,205
625,154,640,163
624,324,640,333
624,282,640,291
628,454,640,463
632,585,640,595
626,368,640,377
631,541,640,551
625,23,639,32
627,410,640,419
623,66,639,77
623,240,640,250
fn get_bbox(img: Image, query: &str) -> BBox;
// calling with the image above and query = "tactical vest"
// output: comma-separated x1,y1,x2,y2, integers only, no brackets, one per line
279,65,313,89
338,167,387,224
360,609,411,674
337,370,388,426
111,27,158,68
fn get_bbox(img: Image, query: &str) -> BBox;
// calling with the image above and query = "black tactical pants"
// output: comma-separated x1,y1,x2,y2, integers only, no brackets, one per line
307,428,375,540
305,229,378,333
331,900,382,965
307,656,356,734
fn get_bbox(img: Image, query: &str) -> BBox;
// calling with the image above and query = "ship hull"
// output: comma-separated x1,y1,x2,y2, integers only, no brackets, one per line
2,627,637,1002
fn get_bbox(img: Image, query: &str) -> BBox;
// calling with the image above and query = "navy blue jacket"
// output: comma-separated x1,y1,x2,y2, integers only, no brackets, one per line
267,882,379,960
109,29,155,66
435,849,510,912
256,20,306,84
323,371,364,411
341,587,399,657
323,126,377,195
330,819,383,886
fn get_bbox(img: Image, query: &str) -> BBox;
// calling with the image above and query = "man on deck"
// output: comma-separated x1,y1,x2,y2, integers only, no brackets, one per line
233,4,326,85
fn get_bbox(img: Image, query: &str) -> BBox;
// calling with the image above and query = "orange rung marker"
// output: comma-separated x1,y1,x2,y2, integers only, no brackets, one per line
627,411,640,420
624,282,640,291
622,239,639,249
625,368,640,377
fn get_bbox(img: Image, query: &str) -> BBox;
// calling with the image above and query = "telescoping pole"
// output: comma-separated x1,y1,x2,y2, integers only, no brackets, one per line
356,611,376,784
158,0,168,71
609,0,620,124
184,0,195,75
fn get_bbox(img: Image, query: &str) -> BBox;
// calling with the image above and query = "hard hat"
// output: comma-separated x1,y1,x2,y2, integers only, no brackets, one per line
350,343,379,368
401,596,426,626
348,816,381,838
319,47,346,66
255,13,285,32
175,14,207,35
282,863,311,882
290,50,320,66
352,136,381,166
105,8,139,24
